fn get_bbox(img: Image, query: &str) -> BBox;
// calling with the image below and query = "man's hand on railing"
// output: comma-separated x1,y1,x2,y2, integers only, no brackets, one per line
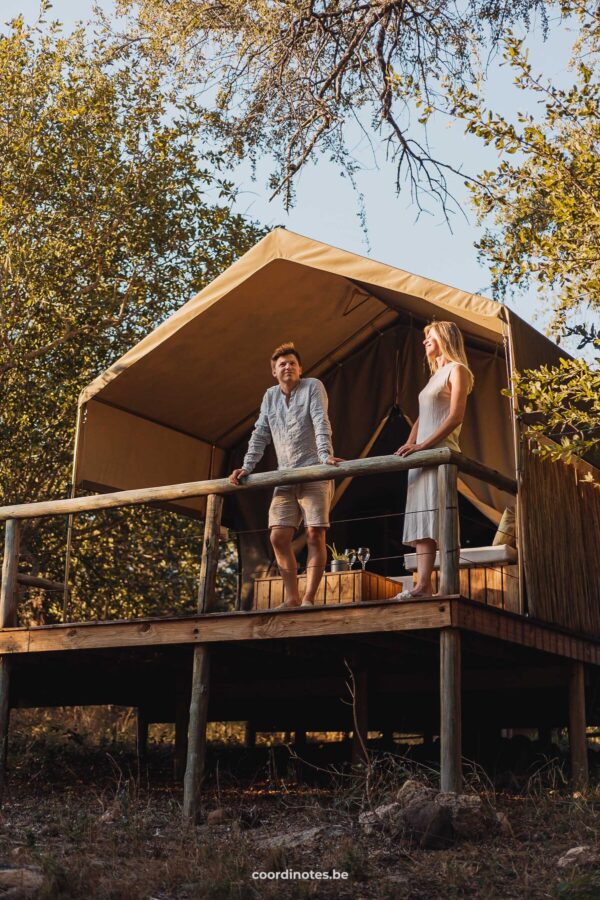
394,443,422,458
325,456,344,466
229,468,249,486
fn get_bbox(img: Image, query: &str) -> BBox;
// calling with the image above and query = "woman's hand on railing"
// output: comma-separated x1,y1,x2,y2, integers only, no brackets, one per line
229,468,249,486
394,443,422,458
325,456,344,466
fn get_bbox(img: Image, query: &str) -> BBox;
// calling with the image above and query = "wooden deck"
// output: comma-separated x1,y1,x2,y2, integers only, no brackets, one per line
2,598,599,733
2,597,599,664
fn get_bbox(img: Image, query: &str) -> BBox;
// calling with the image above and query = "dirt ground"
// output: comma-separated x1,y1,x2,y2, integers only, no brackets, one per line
1,711,600,899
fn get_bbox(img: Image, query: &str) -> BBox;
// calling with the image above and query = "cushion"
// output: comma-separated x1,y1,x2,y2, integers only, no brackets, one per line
493,506,516,547
403,544,518,572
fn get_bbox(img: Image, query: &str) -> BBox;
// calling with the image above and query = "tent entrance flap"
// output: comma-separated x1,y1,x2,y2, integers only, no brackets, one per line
76,400,225,515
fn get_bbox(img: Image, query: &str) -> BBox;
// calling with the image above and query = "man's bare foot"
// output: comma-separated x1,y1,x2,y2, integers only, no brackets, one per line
301,598,315,607
272,598,301,610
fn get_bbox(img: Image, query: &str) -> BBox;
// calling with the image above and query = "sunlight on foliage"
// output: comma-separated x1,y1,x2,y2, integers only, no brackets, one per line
0,16,264,620
449,1,599,473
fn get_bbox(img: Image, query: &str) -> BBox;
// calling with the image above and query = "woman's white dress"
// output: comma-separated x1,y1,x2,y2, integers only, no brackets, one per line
402,362,463,546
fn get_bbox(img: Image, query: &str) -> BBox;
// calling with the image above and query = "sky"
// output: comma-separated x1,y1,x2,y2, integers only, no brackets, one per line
3,0,581,341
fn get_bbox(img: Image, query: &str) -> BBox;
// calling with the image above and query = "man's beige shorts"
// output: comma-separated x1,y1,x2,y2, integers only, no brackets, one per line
268,480,335,529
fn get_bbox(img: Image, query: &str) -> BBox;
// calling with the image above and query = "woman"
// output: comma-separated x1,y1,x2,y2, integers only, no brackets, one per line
395,322,474,599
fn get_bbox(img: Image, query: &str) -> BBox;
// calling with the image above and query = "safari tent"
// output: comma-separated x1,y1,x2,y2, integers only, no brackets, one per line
72,228,599,632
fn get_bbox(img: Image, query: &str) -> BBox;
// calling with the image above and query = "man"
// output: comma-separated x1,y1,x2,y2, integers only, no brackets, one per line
229,342,341,608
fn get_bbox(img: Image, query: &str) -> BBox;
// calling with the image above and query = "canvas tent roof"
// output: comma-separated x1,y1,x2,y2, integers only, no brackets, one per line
74,228,566,522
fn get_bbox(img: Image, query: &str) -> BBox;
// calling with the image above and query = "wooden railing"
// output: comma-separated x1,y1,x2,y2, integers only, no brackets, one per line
0,448,516,622
0,448,516,811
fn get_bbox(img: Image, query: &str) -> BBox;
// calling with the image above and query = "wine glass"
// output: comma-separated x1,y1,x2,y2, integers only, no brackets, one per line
357,547,371,571
344,548,357,569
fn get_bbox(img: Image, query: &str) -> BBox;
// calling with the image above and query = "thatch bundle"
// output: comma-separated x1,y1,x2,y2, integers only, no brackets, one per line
521,444,600,635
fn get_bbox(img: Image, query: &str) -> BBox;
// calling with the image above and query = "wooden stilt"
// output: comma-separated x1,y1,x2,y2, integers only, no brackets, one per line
0,520,20,802
136,708,148,767
569,661,588,790
538,726,552,746
174,694,189,782
294,729,307,750
183,644,210,821
0,659,10,798
350,665,368,768
244,721,256,749
183,493,222,821
440,627,462,793
292,729,307,780
438,464,460,596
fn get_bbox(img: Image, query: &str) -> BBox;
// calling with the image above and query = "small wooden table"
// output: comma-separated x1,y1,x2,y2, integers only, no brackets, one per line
253,569,400,610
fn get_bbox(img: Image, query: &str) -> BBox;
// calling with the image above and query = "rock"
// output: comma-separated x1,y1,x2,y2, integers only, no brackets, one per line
495,811,512,837
0,865,44,897
396,780,436,808
256,825,344,850
206,808,229,826
434,793,500,841
359,802,402,834
399,800,455,850
362,785,506,847
384,874,409,886
99,807,118,824
237,805,261,830
557,846,600,869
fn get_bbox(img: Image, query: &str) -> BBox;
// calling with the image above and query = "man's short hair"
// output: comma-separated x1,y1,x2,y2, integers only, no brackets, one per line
271,342,302,366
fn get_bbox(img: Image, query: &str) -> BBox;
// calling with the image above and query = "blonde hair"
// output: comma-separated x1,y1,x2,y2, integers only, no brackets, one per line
424,321,474,392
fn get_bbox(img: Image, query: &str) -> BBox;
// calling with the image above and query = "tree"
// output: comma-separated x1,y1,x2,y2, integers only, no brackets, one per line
449,1,599,470
0,16,265,621
113,0,550,215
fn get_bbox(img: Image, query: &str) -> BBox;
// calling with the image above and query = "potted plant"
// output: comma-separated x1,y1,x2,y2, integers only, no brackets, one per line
327,544,355,573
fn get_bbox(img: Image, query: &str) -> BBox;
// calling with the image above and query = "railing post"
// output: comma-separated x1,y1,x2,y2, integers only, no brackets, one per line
197,493,224,613
0,519,20,801
438,464,460,596
183,492,223,821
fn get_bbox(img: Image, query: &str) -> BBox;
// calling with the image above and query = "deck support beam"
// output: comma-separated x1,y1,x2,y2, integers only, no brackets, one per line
0,520,19,801
568,661,588,790
440,627,462,793
183,493,222,821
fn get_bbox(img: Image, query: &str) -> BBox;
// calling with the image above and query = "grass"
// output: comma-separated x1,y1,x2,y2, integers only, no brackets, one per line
2,709,600,898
